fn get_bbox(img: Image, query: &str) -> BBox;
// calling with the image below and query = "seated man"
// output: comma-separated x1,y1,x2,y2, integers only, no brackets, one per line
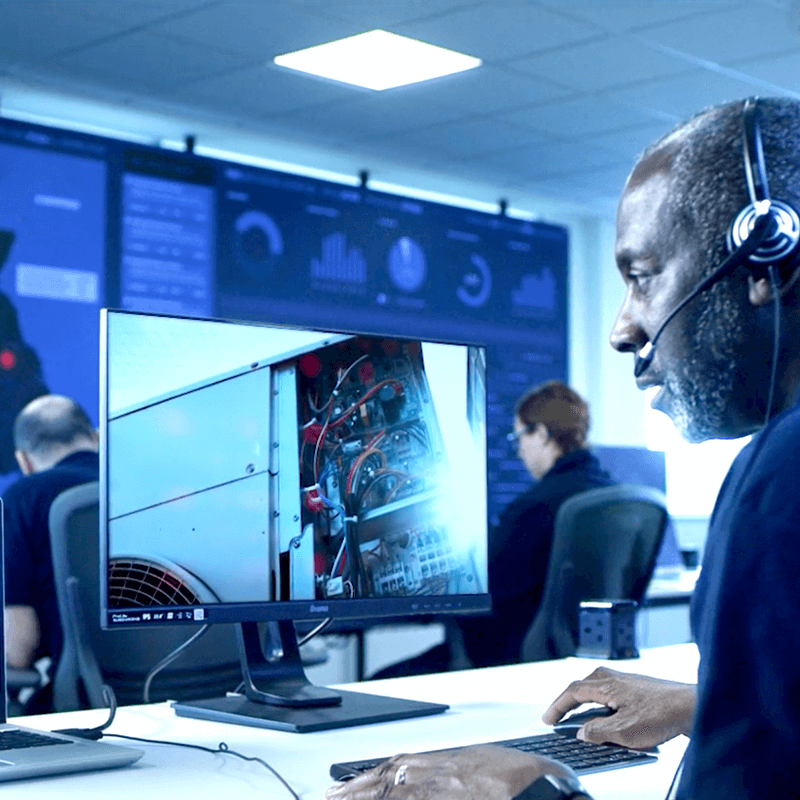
2,395,99,711
327,96,800,799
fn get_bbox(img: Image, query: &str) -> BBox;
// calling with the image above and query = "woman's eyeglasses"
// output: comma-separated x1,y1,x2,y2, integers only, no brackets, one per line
506,423,536,444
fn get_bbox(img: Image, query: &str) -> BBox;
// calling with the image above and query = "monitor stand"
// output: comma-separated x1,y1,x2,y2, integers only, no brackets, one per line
171,620,449,733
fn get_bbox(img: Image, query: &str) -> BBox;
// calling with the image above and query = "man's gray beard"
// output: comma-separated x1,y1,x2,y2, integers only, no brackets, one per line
662,281,747,443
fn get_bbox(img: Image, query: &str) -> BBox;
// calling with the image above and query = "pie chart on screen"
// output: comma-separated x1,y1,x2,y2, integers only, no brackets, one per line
457,253,492,308
234,210,283,278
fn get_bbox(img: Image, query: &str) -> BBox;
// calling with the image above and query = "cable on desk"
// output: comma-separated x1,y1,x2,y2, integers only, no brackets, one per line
51,686,300,800
52,684,118,740
106,734,301,800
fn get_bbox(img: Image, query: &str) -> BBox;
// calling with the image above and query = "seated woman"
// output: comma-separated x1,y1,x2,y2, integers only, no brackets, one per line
372,381,615,678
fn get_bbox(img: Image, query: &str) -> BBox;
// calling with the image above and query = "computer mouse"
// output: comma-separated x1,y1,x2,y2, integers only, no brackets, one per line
553,705,614,737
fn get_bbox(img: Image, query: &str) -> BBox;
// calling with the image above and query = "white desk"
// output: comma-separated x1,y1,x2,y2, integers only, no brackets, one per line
13,643,698,800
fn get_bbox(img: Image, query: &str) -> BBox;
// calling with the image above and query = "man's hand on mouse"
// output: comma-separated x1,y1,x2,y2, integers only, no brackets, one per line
325,746,577,800
542,667,697,750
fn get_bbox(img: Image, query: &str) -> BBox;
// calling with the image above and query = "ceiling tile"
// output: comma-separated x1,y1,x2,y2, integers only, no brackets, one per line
273,77,480,141
180,61,358,116
727,49,800,94
580,122,676,159
509,35,695,93
532,162,634,197
384,118,548,161
473,140,628,181
48,30,260,89
536,1,744,32
396,1,604,62
287,0,473,29
149,0,357,60
61,1,214,30
498,95,666,138
2,63,160,103
608,69,768,119
0,2,120,64
636,4,800,64
396,65,573,116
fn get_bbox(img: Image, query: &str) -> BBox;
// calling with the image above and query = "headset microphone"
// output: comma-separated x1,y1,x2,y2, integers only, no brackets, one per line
633,210,772,378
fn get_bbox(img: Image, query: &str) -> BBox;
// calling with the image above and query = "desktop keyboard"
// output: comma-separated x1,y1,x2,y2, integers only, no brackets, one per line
330,732,657,780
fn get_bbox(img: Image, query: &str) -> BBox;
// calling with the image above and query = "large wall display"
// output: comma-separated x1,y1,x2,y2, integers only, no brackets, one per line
0,117,568,525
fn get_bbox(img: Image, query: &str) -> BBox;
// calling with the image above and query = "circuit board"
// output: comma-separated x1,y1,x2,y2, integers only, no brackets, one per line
295,337,472,600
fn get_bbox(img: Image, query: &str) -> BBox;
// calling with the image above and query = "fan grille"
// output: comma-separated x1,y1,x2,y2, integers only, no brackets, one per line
109,558,202,607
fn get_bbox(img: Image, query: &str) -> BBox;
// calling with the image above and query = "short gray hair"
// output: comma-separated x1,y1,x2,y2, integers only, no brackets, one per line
13,395,95,457
632,97,800,280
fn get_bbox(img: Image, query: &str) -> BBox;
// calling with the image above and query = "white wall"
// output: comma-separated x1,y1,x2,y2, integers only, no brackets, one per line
566,214,647,448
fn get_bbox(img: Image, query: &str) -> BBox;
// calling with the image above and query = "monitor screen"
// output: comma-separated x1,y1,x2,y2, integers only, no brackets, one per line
99,308,489,730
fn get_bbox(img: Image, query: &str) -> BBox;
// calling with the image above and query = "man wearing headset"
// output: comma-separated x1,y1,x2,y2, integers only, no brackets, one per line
326,97,800,800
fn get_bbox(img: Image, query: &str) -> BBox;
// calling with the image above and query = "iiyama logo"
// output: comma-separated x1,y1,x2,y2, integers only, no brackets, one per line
310,604,329,613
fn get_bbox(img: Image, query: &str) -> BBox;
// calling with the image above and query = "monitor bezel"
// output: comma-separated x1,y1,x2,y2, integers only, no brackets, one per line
99,307,492,631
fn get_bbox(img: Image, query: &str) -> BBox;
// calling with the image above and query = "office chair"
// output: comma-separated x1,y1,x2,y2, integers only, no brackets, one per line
521,483,669,663
48,481,243,711
6,666,46,717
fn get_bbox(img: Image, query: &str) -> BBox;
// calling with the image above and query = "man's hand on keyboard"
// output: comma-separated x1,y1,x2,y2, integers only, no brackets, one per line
542,667,697,750
324,744,576,800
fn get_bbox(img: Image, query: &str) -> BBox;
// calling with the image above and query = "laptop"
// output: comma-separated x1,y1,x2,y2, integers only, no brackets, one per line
0,497,143,781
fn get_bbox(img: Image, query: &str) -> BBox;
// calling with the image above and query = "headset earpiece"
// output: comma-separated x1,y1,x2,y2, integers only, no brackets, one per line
726,98,800,274
727,199,800,265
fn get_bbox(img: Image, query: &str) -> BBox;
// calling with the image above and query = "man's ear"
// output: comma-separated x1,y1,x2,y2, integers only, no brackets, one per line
749,270,784,306
14,450,34,476
749,267,800,306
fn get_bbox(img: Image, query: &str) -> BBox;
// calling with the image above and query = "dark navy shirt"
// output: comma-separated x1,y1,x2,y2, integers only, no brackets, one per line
458,448,615,667
2,450,99,667
679,399,800,798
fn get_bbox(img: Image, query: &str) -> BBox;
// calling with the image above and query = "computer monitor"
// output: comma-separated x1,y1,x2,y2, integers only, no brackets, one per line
99,308,489,731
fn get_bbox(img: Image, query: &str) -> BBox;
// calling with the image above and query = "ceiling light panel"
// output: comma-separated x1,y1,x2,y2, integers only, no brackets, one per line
274,29,482,91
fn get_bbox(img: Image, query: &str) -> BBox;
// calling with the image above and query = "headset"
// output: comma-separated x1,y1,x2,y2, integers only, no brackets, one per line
633,97,800,424
726,99,800,269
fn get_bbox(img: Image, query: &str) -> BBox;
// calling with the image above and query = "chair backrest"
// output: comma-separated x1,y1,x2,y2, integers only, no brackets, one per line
48,482,242,711
521,483,669,663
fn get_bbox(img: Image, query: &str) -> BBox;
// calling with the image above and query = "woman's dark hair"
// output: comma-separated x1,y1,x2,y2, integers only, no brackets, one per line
514,380,589,454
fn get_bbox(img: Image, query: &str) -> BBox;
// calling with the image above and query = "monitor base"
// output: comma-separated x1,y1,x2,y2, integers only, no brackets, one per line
172,689,448,733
